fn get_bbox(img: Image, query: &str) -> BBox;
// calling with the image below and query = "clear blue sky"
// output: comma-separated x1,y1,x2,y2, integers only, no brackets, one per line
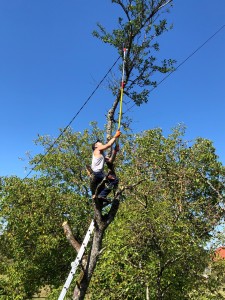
0,0,224,178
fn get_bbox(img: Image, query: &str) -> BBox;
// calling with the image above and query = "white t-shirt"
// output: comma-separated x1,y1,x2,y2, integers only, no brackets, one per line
91,153,105,173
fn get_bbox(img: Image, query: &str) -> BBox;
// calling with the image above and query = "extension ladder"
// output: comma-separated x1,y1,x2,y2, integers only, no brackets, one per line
58,220,95,300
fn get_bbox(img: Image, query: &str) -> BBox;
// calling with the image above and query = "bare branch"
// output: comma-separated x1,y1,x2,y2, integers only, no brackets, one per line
62,221,81,253
116,179,145,195
199,172,224,202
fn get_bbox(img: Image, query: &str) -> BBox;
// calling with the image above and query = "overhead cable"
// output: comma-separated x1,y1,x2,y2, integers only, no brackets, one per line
125,24,225,113
24,56,120,179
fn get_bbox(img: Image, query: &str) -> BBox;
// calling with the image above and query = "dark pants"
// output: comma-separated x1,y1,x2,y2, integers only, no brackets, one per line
90,171,119,199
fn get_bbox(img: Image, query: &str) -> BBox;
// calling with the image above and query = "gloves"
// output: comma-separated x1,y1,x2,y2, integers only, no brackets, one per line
114,130,121,138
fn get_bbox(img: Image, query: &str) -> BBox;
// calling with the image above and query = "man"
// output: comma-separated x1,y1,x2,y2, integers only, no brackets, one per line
90,130,121,201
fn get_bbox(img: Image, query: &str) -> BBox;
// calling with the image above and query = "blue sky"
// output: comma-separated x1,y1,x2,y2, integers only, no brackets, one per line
0,0,224,178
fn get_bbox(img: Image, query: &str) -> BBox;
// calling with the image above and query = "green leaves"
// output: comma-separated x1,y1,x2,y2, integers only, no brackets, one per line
0,124,225,298
88,125,225,299
92,0,176,106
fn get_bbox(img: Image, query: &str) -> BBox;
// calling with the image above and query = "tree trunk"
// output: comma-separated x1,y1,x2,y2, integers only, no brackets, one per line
106,95,120,141
73,197,120,299
73,226,105,300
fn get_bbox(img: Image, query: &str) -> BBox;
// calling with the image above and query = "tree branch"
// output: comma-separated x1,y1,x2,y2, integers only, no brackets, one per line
62,221,81,253
199,171,224,203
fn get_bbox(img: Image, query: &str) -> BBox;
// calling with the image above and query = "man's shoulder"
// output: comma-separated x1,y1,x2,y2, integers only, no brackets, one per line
93,149,103,157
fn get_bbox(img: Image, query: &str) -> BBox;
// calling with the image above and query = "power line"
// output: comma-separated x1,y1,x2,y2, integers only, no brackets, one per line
24,23,225,179
123,24,225,234
155,24,225,89
24,56,120,179
125,24,225,114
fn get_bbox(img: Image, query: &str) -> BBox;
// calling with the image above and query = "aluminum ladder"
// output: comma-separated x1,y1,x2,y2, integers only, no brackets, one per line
58,220,95,300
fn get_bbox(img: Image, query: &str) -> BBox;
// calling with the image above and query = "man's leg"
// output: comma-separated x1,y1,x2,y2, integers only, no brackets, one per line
90,172,105,198
98,177,119,199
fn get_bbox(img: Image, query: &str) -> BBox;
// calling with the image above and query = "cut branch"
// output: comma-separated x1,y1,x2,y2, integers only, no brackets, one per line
62,221,81,253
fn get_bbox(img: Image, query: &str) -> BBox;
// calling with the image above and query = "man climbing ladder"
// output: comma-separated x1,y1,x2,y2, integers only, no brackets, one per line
90,130,121,202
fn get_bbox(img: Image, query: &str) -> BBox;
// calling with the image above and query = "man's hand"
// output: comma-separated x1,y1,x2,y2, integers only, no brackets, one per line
114,130,121,138
114,144,120,152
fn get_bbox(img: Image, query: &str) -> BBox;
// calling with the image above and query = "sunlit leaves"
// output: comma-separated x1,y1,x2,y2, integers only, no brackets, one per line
92,0,176,106
1,124,225,298
89,125,225,299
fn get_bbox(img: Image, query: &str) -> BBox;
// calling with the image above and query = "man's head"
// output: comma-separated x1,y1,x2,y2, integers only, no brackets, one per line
92,139,102,151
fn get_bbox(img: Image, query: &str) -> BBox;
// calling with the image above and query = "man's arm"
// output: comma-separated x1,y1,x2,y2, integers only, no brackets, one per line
106,144,119,163
97,130,121,151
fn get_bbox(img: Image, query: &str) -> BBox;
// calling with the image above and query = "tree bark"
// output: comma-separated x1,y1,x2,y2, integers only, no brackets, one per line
106,95,120,141
74,226,105,300
71,1,175,297
73,194,121,300
62,221,81,252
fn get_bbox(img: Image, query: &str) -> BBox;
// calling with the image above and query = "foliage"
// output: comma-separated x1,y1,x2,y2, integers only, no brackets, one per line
1,1,225,298
0,128,97,298
0,125,225,298
93,0,175,106
189,259,225,299
88,126,225,299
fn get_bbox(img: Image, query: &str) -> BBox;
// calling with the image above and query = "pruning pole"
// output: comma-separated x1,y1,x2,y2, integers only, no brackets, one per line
117,47,127,131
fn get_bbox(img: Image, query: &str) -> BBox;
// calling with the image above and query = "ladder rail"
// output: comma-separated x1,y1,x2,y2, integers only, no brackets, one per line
58,220,95,300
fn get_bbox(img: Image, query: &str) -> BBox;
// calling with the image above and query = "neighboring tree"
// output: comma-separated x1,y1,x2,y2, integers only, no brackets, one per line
189,259,225,299
0,129,95,298
88,126,225,300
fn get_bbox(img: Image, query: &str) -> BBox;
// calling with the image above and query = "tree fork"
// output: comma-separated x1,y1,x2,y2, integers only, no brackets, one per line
72,220,107,299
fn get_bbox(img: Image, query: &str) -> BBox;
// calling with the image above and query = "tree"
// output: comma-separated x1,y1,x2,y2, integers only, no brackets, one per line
70,1,175,298
1,125,225,299
92,0,175,139
189,255,225,299
3,1,224,299
0,129,94,298
88,126,225,299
